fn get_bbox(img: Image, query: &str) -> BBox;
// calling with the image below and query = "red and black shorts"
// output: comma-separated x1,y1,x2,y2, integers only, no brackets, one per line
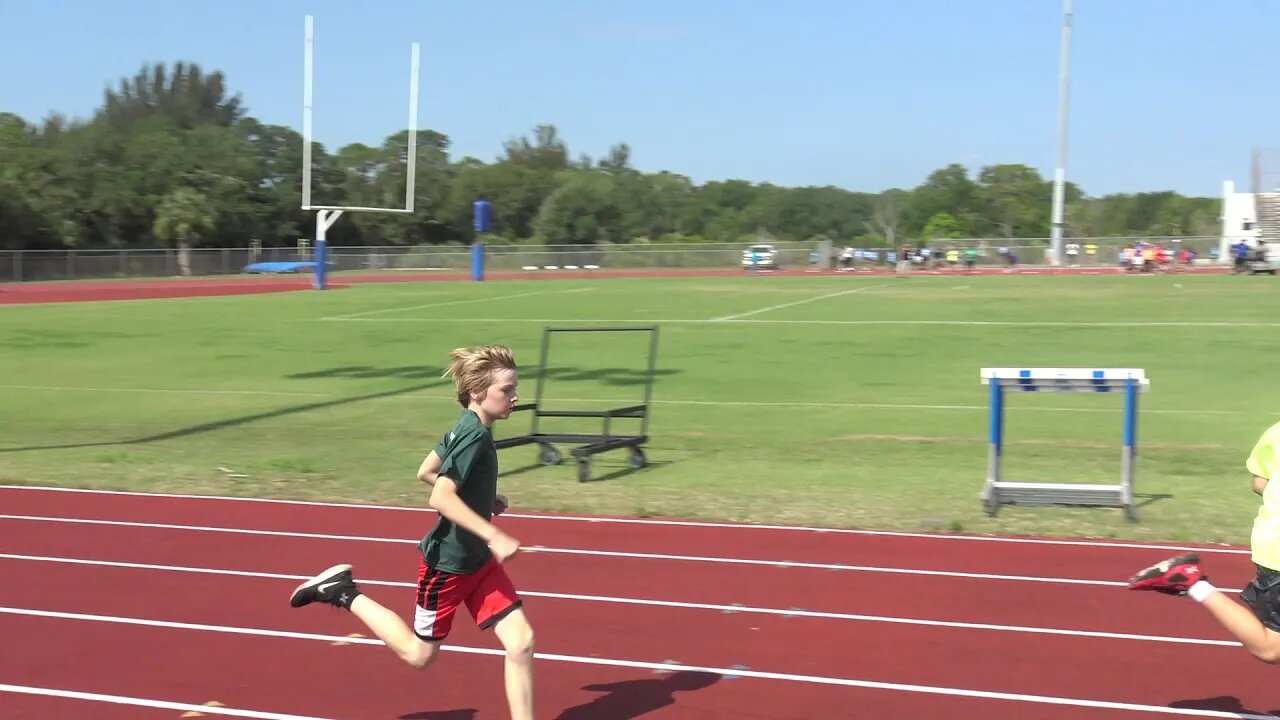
1243,564,1280,631
412,556,522,642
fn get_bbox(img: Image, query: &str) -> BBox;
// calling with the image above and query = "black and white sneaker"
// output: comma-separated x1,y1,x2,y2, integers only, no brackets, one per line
289,563,360,609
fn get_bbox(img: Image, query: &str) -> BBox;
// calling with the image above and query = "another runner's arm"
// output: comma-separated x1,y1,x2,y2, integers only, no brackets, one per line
1246,426,1277,497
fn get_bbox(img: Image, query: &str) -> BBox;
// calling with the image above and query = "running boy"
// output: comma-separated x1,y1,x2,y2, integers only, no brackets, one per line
288,344,536,718
1128,418,1280,664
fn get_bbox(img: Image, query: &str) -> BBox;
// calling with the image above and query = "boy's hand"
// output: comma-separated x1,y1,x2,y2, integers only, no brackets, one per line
487,530,521,563
494,494,509,515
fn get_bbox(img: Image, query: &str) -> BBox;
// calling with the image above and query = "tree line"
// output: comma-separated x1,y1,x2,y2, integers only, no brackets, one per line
0,62,1222,252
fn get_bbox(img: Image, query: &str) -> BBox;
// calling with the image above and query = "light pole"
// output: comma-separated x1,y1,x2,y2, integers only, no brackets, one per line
1049,0,1074,266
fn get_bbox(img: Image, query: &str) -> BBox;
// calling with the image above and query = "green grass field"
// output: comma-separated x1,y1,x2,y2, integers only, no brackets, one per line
2,272,1278,545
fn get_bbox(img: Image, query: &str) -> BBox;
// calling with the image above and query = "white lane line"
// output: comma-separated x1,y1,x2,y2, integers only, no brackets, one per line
0,486,1251,555
0,683,337,720
0,552,1242,647
316,316,1280,328
0,607,1268,719
524,544,1240,591
0,515,1224,590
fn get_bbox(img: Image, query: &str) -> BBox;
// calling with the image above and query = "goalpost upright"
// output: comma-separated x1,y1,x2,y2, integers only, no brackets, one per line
301,14,421,289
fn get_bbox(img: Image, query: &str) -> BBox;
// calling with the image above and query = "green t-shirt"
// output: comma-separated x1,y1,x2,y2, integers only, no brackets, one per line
418,409,499,574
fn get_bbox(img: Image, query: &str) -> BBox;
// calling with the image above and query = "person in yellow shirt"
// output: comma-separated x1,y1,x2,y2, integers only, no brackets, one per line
1128,420,1280,663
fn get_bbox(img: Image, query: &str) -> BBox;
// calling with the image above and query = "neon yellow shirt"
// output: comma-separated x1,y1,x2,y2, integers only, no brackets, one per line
1247,421,1280,569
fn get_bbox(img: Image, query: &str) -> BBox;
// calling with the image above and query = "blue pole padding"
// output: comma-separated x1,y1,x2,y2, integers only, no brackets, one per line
989,379,1003,453
473,200,493,233
1123,377,1137,450
471,241,485,281
314,240,327,290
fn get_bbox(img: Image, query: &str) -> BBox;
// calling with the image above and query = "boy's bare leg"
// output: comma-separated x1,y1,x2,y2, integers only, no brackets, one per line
1129,554,1280,663
1197,591,1280,662
289,564,440,669
349,595,441,669
493,608,536,720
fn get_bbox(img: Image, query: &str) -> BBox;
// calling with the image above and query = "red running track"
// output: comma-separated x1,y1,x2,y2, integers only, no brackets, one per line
1,486,1276,720
0,508,1251,639
0,264,1230,304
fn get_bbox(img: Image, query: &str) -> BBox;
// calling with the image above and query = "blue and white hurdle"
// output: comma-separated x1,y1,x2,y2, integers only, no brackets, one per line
980,368,1150,521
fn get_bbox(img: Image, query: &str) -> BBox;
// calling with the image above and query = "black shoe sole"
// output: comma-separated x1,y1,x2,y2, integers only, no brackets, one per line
289,563,354,608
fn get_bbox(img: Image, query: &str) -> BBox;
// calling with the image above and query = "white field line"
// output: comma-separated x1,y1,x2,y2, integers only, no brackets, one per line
712,284,888,321
314,316,1280,328
0,683,337,720
0,551,1243,648
0,384,1243,415
320,287,592,320
0,485,1252,556
0,514,1245,589
0,607,1269,719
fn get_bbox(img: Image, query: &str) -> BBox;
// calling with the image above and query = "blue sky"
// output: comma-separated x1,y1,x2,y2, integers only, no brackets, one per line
2,0,1275,198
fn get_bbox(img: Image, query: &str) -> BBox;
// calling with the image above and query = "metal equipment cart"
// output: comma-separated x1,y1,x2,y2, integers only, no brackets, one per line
494,325,659,482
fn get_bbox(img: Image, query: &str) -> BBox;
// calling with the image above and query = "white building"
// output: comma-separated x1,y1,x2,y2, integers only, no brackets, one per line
1220,180,1260,260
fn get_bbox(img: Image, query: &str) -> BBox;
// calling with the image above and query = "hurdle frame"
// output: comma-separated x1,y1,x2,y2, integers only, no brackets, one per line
980,368,1150,521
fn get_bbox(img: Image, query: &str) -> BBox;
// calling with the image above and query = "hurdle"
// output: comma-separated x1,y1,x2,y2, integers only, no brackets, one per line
980,368,1150,521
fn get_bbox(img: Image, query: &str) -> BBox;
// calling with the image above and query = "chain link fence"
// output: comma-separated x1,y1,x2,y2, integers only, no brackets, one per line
0,236,1236,283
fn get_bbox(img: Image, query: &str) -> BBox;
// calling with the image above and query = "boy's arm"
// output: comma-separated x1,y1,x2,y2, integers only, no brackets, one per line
428,475,521,561
1254,475,1269,496
417,451,443,486
419,450,506,513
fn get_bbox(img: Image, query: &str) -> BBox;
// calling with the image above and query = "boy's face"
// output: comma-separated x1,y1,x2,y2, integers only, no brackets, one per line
475,368,518,422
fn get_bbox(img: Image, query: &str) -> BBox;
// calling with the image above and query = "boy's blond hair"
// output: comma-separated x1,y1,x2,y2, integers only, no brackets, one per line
443,344,517,408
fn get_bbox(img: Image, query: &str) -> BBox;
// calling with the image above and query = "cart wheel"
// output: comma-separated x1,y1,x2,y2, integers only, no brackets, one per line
627,447,647,470
537,444,562,466
576,457,592,483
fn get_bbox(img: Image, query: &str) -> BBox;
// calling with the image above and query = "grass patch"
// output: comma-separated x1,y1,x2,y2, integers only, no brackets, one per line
1,273,1277,544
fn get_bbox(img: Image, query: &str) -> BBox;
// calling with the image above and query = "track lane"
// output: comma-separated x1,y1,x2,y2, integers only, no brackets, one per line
4,611,1164,720
0,487,1253,582
2,554,1276,714
0,611,1252,720
3,488,1274,719
0,515,1246,642
0,692,213,720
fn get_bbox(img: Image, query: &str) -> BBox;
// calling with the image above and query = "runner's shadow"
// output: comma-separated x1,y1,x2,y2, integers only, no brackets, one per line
1135,492,1173,509
1169,696,1280,716
555,670,721,720
399,710,477,720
